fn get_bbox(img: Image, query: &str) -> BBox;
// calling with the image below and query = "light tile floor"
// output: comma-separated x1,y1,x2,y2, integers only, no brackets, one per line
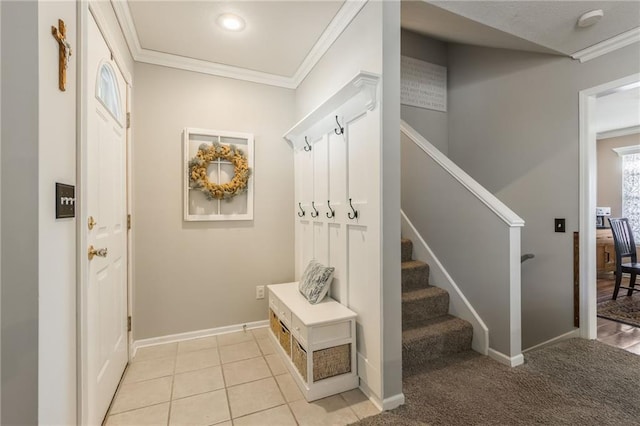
104,327,380,425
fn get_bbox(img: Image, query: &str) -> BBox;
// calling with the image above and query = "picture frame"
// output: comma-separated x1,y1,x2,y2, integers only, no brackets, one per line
183,127,254,221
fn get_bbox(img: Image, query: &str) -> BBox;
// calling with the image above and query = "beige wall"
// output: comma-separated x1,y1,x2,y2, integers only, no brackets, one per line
1,2,39,423
447,42,640,349
132,64,295,339
38,2,77,424
401,30,449,154
597,133,640,220
381,1,403,403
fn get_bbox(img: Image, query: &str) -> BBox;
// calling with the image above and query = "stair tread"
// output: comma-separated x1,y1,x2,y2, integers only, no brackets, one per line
402,260,428,269
402,286,448,303
401,238,414,262
401,259,430,292
402,315,472,343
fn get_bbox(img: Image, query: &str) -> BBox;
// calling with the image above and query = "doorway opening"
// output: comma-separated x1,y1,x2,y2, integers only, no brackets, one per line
579,73,640,345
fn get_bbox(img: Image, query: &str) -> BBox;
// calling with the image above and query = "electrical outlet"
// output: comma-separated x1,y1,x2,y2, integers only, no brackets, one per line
256,285,265,299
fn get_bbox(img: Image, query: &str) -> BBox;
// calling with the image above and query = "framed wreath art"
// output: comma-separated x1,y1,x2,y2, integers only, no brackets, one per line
189,143,251,200
183,128,254,221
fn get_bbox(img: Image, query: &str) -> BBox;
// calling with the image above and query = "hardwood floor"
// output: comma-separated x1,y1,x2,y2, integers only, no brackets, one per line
596,273,640,355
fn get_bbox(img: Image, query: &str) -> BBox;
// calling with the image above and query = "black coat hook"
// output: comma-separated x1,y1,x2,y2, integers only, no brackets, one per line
310,201,319,218
298,202,305,217
304,136,312,152
326,200,335,218
347,198,358,220
334,116,344,135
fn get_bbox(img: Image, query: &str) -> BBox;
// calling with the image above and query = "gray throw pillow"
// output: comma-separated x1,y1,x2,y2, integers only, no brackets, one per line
298,260,335,304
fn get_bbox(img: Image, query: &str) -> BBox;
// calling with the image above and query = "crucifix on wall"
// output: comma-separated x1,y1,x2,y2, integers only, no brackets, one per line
51,19,72,91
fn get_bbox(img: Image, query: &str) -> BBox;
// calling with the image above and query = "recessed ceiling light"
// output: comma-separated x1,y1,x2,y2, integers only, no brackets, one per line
577,9,604,28
217,13,245,32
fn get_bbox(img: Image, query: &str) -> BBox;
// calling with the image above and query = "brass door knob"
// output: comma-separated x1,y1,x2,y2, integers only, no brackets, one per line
88,245,108,260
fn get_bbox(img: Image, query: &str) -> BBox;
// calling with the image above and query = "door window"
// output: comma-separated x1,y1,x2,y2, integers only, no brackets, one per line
96,62,122,123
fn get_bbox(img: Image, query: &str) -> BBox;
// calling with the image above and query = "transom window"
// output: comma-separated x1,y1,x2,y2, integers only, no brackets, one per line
96,62,122,122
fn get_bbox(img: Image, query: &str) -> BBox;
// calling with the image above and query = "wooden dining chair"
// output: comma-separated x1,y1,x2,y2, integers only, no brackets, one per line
608,218,640,300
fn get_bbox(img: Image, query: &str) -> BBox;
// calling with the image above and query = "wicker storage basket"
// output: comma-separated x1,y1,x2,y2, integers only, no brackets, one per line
292,338,308,382
313,343,351,382
269,309,279,338
279,322,291,356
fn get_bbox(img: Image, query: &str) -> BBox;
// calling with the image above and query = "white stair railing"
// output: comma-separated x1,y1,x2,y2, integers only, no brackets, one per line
401,120,525,366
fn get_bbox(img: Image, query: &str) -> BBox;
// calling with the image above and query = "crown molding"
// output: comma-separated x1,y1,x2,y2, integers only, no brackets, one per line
612,142,640,156
136,49,296,88
598,125,640,141
111,0,368,89
571,27,640,63
110,0,142,55
291,0,368,87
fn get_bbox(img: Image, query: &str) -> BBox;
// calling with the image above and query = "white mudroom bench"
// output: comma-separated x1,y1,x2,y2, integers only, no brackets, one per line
267,282,358,401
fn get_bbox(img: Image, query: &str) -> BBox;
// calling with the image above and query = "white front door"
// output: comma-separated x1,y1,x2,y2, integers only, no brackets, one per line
86,13,128,425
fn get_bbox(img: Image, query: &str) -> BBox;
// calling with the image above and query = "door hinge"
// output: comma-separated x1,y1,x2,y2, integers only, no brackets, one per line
126,112,131,129
127,316,132,332
127,214,131,230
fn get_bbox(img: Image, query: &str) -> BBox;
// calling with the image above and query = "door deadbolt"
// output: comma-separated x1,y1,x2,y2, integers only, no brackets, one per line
88,245,108,260
88,216,97,230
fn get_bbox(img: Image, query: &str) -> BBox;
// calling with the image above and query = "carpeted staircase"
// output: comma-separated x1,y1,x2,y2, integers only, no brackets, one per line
401,238,473,370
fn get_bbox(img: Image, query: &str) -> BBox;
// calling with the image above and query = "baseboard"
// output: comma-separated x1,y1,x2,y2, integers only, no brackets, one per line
488,348,524,367
132,320,269,357
382,393,405,411
356,352,382,401
522,329,580,353
358,377,405,411
358,380,383,411
401,211,489,355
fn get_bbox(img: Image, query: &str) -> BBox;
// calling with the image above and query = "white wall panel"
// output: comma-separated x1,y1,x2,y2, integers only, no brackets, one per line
328,223,346,303
329,132,347,205
293,108,382,398
347,224,381,397
347,114,370,202
313,222,329,265
347,226,370,354
294,150,307,277
298,149,314,206
313,135,329,205
289,12,390,396
299,220,314,278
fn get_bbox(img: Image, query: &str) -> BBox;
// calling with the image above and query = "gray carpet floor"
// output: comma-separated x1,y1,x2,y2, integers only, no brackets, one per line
351,339,640,426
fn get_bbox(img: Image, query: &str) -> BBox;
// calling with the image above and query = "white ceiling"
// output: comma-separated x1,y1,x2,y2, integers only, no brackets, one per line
428,1,640,55
401,1,561,55
596,86,640,135
126,1,344,77
114,1,639,88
